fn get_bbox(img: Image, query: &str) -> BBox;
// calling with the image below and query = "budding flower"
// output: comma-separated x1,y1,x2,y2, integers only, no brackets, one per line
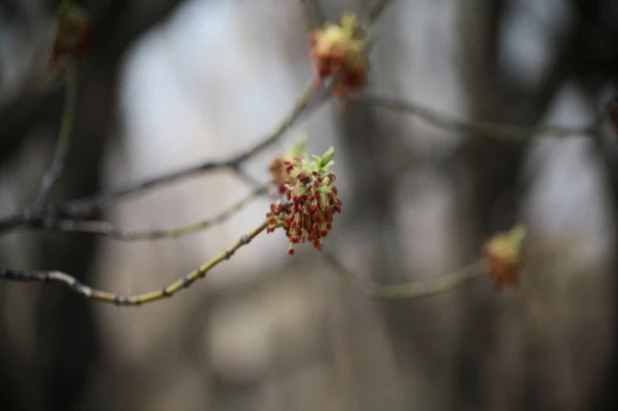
308,12,368,99
266,140,342,255
50,3,92,71
483,225,526,289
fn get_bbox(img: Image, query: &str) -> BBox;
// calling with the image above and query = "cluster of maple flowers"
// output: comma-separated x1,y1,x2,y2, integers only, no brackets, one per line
308,12,369,98
483,225,526,289
267,137,342,255
50,2,92,71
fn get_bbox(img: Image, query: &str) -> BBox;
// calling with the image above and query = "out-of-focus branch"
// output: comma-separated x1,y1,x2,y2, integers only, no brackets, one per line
32,185,269,240
368,0,394,24
30,60,78,214
322,246,488,299
357,94,600,142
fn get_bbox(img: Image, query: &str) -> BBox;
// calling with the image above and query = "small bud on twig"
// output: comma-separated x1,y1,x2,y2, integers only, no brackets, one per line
484,225,526,289
50,3,92,71
308,12,368,100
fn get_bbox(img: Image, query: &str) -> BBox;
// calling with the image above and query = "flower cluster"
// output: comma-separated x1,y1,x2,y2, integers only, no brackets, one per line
308,13,368,99
483,225,526,289
50,3,92,70
267,140,342,255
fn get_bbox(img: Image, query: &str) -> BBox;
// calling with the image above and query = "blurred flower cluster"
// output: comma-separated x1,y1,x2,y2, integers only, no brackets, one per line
484,225,526,288
50,3,92,70
308,13,368,98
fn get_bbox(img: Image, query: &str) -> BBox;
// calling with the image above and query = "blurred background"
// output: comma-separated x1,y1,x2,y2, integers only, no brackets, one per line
1,0,618,410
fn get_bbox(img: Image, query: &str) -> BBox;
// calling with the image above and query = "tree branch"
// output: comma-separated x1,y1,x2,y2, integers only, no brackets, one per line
368,0,394,24
321,246,488,299
32,184,269,240
0,218,270,306
356,94,599,142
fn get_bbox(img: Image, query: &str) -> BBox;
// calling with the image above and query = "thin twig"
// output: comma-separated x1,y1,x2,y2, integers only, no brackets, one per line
31,61,78,214
0,219,269,306
34,185,269,240
368,0,394,25
322,246,488,299
357,94,597,142
57,159,231,218
229,164,266,190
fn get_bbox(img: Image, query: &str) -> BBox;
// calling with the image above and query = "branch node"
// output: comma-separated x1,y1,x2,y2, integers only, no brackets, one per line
114,295,128,306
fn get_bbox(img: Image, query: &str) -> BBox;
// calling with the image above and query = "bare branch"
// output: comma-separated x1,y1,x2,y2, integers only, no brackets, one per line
0,218,270,306
356,94,599,142
368,0,395,24
322,246,488,299
33,185,269,241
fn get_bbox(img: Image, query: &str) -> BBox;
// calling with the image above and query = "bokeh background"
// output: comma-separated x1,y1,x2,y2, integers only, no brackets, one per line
1,0,618,410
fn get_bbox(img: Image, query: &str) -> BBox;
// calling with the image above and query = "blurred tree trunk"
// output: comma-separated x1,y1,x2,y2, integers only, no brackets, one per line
570,1,618,409
451,1,576,410
0,1,184,409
